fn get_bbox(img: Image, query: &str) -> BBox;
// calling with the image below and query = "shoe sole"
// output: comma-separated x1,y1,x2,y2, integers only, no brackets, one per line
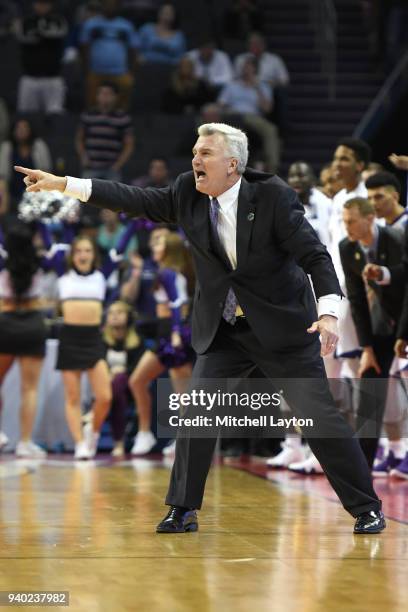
354,527,386,534
354,520,386,535
131,444,156,456
156,523,198,534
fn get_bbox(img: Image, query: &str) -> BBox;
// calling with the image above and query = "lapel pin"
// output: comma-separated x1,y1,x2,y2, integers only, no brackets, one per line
247,212,255,221
355,252,361,260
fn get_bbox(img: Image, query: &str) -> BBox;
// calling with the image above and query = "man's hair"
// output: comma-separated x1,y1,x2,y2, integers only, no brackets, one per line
344,197,375,216
197,123,249,174
337,138,372,167
365,171,401,194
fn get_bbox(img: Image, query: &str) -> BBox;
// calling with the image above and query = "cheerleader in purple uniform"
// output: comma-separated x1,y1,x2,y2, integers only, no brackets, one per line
43,220,137,459
129,232,194,455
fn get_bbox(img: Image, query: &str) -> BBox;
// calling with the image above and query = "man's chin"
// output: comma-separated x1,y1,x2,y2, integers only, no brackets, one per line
195,179,209,194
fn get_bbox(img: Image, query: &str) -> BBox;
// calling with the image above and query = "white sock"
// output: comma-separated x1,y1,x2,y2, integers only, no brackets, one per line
388,440,406,459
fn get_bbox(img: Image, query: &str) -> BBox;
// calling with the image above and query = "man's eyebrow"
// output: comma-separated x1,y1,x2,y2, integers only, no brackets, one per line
192,147,214,155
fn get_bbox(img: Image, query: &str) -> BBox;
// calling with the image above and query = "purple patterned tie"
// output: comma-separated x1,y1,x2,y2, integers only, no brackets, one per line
209,197,238,325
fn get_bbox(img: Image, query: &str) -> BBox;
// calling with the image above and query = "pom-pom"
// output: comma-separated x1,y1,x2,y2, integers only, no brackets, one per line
18,191,80,224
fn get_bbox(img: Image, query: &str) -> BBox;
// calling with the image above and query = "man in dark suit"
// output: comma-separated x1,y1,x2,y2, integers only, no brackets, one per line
15,123,384,534
395,223,408,359
340,197,405,469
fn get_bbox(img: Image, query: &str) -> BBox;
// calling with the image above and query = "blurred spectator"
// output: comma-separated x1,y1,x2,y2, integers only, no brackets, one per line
80,0,139,109
102,300,145,457
0,98,9,144
76,82,134,181
186,39,233,91
223,0,264,40
162,56,213,114
200,102,223,124
138,3,186,65
16,0,68,115
319,162,344,199
234,32,289,88
234,32,289,132
218,56,279,171
97,209,138,261
287,161,332,246
0,117,51,218
120,226,171,327
362,162,385,183
62,0,103,65
177,102,224,157
132,157,172,188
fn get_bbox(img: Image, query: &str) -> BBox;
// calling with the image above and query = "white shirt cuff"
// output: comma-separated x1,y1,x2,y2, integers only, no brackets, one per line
64,176,92,202
317,294,341,319
376,267,391,286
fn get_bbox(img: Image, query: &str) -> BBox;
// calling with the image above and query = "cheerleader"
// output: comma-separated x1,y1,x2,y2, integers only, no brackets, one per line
103,300,145,457
129,231,194,455
0,222,48,457
46,221,137,459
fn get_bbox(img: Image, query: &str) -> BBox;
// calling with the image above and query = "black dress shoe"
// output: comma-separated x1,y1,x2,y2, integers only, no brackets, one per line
354,510,386,534
156,506,198,533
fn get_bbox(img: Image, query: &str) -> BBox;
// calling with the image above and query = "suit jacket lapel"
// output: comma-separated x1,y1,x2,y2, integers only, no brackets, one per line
236,178,256,269
192,192,211,251
191,192,231,270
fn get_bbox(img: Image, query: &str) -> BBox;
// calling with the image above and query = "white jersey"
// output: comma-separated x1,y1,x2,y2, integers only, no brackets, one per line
58,269,106,302
305,187,333,247
388,210,408,235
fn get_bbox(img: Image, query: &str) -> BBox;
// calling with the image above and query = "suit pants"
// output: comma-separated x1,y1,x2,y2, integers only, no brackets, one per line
355,335,396,468
165,318,381,517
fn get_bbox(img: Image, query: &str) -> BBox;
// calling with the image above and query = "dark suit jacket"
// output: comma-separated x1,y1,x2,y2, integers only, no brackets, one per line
88,168,341,354
339,226,405,347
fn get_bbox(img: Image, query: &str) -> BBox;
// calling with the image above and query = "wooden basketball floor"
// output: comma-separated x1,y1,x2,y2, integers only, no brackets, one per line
0,455,407,612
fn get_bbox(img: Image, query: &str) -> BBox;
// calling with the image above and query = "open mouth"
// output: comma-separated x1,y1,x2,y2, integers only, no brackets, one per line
195,171,206,180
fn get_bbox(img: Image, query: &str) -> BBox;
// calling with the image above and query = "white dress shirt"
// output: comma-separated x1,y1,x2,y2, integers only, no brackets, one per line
186,49,233,87
234,52,290,86
64,175,340,318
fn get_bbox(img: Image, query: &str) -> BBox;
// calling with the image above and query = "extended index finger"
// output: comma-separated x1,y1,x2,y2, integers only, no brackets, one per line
14,165,36,176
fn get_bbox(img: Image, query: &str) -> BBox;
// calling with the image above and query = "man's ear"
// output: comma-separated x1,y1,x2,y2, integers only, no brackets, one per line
228,158,238,174
357,161,365,174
